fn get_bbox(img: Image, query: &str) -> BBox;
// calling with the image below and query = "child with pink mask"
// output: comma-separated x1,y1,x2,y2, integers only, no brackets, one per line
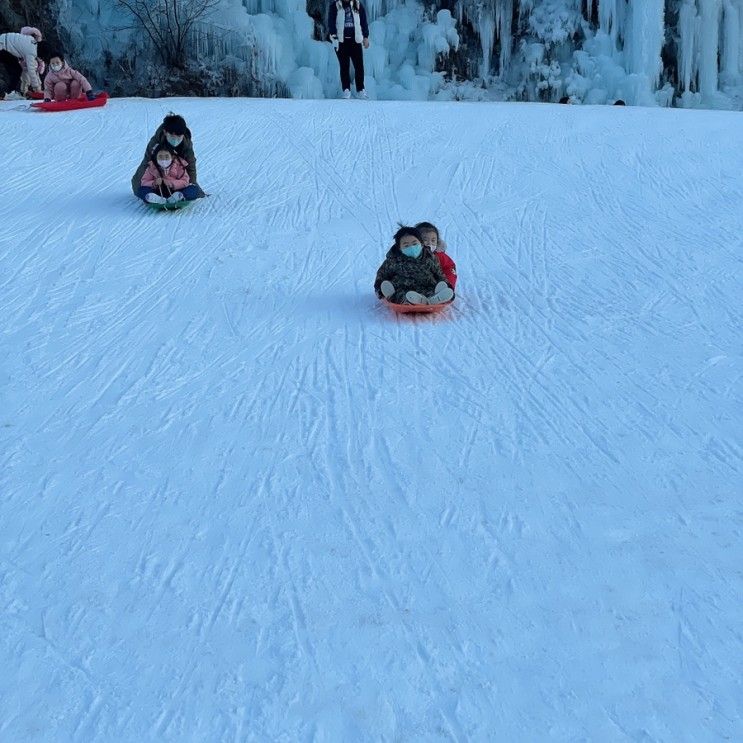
43,51,94,102
138,147,200,206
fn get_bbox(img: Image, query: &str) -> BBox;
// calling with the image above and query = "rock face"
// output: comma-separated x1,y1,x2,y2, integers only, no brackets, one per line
0,54,19,94
1,1,25,93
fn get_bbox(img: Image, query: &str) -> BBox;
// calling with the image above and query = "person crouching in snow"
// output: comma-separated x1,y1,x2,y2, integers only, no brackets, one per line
328,0,370,99
374,226,454,305
138,147,200,205
415,221,457,289
43,51,94,102
0,26,44,94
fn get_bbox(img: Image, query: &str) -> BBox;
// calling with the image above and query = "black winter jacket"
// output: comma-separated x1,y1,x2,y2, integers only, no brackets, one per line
374,245,451,303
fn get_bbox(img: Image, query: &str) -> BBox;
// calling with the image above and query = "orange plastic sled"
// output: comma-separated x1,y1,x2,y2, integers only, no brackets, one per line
381,299,453,314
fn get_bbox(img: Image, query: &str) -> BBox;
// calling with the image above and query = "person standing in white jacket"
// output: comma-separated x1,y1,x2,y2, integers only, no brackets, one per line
328,0,370,99
0,27,44,94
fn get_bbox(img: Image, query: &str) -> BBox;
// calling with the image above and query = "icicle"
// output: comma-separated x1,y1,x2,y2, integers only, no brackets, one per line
495,0,514,76
366,0,383,23
599,0,624,46
698,0,722,97
625,0,664,87
478,10,495,78
722,0,743,82
678,0,698,92
519,0,535,19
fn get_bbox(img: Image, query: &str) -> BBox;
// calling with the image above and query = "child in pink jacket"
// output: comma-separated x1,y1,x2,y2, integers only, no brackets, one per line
138,147,200,205
43,51,94,102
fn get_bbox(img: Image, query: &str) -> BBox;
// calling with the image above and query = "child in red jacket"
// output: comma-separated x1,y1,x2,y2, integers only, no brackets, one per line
415,222,457,289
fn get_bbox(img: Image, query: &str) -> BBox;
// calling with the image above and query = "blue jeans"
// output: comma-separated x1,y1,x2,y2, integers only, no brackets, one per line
137,184,201,202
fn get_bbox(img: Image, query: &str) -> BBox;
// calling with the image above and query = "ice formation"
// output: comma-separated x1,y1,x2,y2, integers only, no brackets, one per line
54,0,743,107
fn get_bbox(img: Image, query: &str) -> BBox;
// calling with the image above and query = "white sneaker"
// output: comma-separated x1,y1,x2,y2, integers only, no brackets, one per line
145,193,167,204
167,192,185,203
405,291,428,305
357,90,368,99
380,280,395,299
342,89,351,99
429,282,454,304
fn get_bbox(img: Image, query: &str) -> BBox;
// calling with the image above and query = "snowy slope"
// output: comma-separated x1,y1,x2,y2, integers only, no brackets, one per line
1,97,741,741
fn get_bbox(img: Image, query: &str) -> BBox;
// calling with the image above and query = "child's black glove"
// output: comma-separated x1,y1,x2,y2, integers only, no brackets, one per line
43,98,51,102
86,90,96,101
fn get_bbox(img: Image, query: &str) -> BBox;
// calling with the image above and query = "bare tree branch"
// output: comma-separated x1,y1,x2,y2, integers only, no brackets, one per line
117,0,166,62
116,0,222,69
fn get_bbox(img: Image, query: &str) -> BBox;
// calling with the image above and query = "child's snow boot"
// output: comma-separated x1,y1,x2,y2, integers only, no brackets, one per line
380,280,395,299
429,281,454,304
404,291,428,305
167,192,185,204
145,193,167,205
357,90,368,99
342,89,351,99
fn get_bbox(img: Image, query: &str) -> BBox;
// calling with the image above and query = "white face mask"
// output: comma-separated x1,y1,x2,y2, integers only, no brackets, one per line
51,63,63,72
157,158,172,169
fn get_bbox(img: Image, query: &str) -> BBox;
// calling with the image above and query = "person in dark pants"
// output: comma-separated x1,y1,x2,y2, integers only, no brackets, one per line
328,0,370,99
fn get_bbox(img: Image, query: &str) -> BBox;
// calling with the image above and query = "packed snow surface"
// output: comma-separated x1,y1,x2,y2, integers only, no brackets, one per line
1,97,741,740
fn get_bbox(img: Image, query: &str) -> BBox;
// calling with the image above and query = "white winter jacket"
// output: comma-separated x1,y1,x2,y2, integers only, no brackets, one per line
334,0,363,44
0,32,42,90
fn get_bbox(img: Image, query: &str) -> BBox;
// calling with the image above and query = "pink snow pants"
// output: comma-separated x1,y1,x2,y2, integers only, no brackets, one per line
53,80,81,102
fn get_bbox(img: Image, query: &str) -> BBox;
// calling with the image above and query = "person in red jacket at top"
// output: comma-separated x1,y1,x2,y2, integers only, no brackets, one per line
416,222,457,289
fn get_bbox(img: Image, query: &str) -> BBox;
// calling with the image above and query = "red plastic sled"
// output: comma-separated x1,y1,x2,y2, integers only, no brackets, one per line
382,299,452,314
32,92,108,112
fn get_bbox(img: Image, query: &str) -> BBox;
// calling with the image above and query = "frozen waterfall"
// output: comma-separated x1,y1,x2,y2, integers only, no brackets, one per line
53,0,743,108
